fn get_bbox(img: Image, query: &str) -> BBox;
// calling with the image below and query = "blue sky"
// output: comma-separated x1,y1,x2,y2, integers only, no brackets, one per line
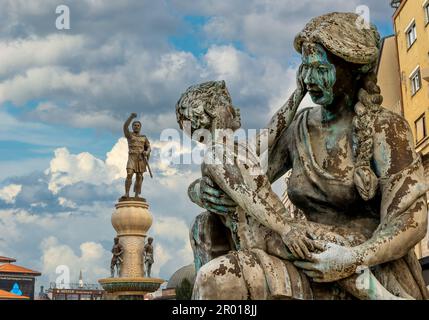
0,0,396,289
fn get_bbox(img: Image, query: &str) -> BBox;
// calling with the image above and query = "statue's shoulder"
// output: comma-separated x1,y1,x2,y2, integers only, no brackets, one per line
374,107,412,135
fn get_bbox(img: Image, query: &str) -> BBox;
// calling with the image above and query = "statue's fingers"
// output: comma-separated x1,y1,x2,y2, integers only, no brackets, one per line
202,186,223,197
202,194,236,206
303,238,315,252
293,261,319,271
306,230,318,241
287,245,299,260
292,243,306,260
202,176,215,187
312,240,328,252
299,240,311,259
208,204,234,215
302,270,323,279
310,277,326,283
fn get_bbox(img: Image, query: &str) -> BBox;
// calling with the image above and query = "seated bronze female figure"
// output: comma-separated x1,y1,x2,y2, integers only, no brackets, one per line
180,12,429,300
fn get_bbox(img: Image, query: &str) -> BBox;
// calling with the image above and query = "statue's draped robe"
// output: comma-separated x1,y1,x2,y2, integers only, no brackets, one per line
191,108,429,299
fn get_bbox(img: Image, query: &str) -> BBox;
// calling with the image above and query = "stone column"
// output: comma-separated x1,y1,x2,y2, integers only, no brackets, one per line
111,200,152,278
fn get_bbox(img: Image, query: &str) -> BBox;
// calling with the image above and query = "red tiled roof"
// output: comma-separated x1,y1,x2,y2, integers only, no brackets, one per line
0,264,41,276
0,289,29,300
0,256,16,263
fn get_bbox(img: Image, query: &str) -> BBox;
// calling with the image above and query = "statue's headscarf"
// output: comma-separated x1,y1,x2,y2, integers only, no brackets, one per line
294,12,381,71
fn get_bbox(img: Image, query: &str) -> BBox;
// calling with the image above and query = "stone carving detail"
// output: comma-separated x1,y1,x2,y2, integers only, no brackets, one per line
119,236,145,278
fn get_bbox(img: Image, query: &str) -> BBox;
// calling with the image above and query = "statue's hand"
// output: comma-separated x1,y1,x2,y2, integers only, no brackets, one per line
200,176,237,215
294,241,359,282
130,112,137,118
281,226,314,260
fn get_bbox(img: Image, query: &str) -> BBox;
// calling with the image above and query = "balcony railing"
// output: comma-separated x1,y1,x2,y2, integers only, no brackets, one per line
49,282,102,290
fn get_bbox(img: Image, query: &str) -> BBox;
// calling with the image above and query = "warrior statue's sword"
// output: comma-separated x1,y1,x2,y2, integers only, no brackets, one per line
142,153,153,178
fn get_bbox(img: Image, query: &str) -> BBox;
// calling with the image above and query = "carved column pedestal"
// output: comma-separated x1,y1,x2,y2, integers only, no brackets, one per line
99,199,164,300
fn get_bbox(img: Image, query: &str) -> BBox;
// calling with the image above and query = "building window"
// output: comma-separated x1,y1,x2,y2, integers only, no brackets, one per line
406,22,417,48
410,68,422,95
425,2,429,25
415,114,427,144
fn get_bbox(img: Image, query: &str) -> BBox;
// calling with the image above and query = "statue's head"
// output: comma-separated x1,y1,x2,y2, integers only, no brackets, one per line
114,237,119,244
176,80,241,141
132,121,141,134
294,12,382,201
148,237,153,244
294,12,381,108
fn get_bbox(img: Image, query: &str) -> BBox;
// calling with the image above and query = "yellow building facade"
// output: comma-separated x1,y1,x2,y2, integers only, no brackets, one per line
393,0,429,259
394,0,429,160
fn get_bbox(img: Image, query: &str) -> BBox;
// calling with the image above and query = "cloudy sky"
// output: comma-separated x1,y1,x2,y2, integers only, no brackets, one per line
0,0,395,289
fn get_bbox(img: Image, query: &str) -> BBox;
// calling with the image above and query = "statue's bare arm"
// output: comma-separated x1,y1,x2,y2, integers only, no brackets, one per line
355,114,427,267
123,113,137,139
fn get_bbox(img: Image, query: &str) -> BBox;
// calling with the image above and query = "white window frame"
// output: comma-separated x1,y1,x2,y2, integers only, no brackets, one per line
424,0,429,25
410,66,422,96
405,20,417,48
415,114,427,143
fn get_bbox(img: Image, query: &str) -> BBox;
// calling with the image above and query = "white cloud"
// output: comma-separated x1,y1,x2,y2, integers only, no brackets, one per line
0,34,87,77
150,216,194,277
58,197,77,209
46,147,110,194
204,45,240,80
40,236,110,285
0,184,22,204
0,66,91,106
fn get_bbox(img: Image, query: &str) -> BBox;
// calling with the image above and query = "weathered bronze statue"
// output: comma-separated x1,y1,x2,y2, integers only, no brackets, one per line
178,12,429,300
110,237,124,278
144,237,154,278
122,113,152,200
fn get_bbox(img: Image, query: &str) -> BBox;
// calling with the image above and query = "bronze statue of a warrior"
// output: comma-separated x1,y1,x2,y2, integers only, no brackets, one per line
122,113,152,200
110,237,124,278
143,237,154,278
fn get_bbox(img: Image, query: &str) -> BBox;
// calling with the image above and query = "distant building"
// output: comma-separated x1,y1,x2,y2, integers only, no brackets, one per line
46,271,104,300
0,256,41,300
0,289,29,300
377,35,402,115
391,0,429,260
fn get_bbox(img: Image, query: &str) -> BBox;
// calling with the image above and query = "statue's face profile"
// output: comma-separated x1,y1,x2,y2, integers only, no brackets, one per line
132,121,141,133
148,237,153,244
300,42,336,107
114,237,119,244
